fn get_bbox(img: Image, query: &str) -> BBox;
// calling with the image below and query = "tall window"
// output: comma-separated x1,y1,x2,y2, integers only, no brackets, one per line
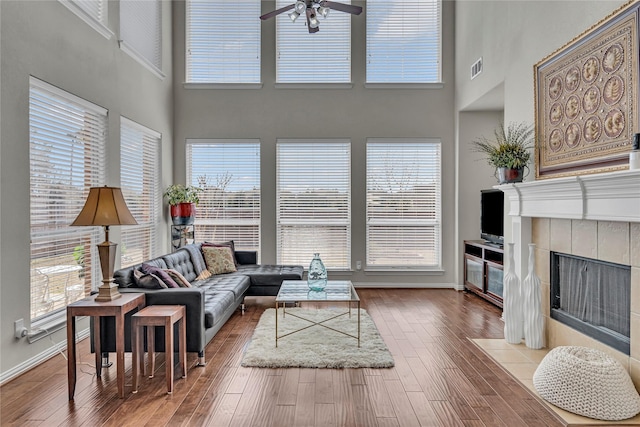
186,0,261,84
367,0,442,83
366,139,441,269
186,140,260,251
277,140,351,269
29,77,107,322
120,0,162,74
276,0,352,83
120,118,161,268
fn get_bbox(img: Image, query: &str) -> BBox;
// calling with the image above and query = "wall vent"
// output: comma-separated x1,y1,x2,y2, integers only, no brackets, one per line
471,57,483,80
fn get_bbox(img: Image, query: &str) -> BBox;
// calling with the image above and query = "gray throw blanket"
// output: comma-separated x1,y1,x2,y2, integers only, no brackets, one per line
182,243,207,275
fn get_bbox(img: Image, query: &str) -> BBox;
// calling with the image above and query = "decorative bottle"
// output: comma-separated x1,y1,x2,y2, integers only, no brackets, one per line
307,253,328,291
503,243,523,344
522,243,544,349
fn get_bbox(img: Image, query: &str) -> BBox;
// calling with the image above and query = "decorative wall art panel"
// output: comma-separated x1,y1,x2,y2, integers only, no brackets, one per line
534,2,639,179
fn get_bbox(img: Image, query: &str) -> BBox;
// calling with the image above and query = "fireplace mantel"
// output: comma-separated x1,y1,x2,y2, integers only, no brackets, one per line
497,169,640,223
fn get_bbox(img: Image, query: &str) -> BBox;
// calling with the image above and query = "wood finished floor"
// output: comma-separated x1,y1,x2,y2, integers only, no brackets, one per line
1,289,566,427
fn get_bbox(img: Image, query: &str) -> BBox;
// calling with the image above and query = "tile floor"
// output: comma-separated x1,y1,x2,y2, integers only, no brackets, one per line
472,339,640,426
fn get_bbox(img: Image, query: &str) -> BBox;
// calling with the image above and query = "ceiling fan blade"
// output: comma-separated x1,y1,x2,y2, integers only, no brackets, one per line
321,1,363,15
260,3,295,20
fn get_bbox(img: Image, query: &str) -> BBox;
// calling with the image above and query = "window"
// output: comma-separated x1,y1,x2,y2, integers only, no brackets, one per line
366,139,441,269
277,140,351,269
186,0,261,84
120,117,161,268
366,0,442,83
186,140,260,251
120,0,163,76
29,77,107,322
59,0,111,38
276,0,352,83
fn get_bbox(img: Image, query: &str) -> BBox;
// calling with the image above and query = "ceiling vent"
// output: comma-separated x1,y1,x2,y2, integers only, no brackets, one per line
471,57,483,80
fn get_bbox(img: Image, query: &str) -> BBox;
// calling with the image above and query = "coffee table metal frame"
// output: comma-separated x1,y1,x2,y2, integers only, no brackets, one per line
275,280,360,348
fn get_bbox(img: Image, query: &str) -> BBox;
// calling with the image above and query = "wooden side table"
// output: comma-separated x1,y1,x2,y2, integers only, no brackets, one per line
66,292,145,400
132,305,187,394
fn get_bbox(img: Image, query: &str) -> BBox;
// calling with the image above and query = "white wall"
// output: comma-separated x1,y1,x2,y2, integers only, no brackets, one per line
0,1,173,380
172,1,457,286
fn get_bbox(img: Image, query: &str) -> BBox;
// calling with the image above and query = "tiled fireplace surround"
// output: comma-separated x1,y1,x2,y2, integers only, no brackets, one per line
499,169,640,388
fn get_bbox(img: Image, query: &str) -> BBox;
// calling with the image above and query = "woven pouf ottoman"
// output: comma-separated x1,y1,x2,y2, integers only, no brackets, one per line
533,346,640,421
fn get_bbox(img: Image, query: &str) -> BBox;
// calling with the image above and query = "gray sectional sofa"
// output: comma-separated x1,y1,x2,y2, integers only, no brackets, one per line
95,243,303,365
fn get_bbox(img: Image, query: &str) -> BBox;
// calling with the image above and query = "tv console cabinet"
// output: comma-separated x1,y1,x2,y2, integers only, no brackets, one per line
463,240,504,308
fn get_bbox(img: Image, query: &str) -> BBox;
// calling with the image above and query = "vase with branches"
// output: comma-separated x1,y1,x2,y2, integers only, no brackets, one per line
471,122,535,183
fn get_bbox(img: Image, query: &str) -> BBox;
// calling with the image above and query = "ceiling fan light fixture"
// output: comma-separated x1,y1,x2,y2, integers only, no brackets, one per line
288,10,300,22
294,1,307,14
318,6,330,18
309,13,320,28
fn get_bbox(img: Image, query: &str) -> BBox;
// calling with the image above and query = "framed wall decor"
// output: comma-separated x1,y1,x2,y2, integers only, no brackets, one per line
534,1,639,179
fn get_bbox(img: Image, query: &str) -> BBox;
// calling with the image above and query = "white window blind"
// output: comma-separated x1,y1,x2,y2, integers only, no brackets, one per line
29,77,107,322
186,0,261,84
366,139,441,269
277,140,351,269
276,0,351,83
120,117,161,268
59,0,111,38
367,0,442,83
186,140,261,251
120,0,162,74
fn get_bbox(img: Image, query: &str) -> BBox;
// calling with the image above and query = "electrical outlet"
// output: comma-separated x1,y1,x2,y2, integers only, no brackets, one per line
14,319,27,339
356,261,362,270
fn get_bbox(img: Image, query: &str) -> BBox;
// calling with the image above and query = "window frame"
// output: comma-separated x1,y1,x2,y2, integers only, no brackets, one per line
276,139,352,270
365,0,443,87
58,0,112,39
29,77,107,326
185,139,261,252
365,138,442,271
119,117,161,268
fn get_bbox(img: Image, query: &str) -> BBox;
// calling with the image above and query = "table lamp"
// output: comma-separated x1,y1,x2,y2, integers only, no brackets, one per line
71,186,137,302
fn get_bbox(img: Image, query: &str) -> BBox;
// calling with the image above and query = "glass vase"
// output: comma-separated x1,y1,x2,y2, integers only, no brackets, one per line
503,242,523,344
307,253,328,291
523,243,544,349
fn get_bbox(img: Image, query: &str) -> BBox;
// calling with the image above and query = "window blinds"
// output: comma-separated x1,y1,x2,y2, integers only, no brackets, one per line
366,139,441,268
120,0,162,72
276,140,351,269
68,0,105,23
186,0,261,83
29,77,107,321
366,0,441,83
276,0,352,83
120,117,161,268
186,140,261,251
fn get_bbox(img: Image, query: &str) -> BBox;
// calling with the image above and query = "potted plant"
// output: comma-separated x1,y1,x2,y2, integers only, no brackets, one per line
163,184,203,225
471,122,535,184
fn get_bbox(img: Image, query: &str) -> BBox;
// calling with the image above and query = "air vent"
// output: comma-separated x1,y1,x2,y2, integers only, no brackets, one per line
471,57,483,80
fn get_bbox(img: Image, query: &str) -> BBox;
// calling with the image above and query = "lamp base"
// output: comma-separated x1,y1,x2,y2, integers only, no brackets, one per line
95,284,122,302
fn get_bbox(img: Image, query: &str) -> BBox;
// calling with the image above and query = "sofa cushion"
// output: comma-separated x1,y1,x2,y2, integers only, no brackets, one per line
195,274,251,299
202,246,238,275
202,290,236,328
165,268,192,287
141,263,179,288
115,257,168,288
163,249,198,282
133,269,167,289
203,240,238,266
236,264,305,287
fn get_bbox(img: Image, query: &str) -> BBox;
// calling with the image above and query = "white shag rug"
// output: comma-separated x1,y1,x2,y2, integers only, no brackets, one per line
241,308,395,369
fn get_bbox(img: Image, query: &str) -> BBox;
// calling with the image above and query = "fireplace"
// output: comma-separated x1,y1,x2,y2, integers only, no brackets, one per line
550,252,631,354
498,169,640,387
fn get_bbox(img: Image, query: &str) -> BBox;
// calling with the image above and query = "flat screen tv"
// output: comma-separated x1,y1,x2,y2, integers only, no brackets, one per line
480,189,504,245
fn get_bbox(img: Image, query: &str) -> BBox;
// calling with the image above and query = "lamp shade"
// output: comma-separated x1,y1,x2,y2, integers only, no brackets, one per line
71,186,137,227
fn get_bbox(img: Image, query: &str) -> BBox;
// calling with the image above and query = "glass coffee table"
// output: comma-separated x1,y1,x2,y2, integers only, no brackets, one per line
275,280,360,348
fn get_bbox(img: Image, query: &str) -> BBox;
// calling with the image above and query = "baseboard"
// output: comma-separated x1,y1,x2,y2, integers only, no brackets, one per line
353,282,460,289
0,327,90,386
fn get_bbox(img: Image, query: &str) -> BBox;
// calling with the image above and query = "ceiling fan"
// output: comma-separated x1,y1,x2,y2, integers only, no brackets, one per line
260,1,363,34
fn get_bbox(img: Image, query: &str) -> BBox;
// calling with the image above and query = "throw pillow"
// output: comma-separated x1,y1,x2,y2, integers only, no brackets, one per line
195,269,212,281
141,263,180,288
202,246,238,275
133,269,168,289
164,268,192,288
202,240,238,266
